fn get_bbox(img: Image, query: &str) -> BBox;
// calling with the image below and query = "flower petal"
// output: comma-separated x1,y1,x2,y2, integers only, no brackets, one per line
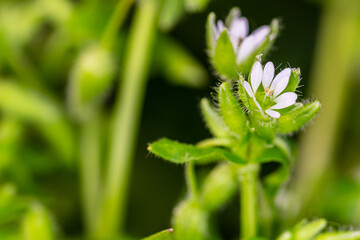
270,68,291,97
262,61,274,88
251,25,270,45
274,92,297,104
243,81,254,98
265,109,280,118
270,92,297,109
250,61,262,93
236,35,256,64
229,17,249,40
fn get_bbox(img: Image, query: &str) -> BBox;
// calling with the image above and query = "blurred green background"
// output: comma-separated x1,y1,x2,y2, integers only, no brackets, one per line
0,0,360,239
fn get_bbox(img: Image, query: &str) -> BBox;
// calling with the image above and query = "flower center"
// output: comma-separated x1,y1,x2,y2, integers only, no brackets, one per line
265,87,274,97
237,37,243,48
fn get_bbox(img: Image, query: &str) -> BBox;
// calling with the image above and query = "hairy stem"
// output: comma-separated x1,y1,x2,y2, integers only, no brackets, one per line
238,163,259,239
95,0,158,237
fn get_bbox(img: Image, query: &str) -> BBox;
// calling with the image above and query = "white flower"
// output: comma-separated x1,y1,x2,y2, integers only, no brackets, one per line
212,14,270,65
243,61,298,119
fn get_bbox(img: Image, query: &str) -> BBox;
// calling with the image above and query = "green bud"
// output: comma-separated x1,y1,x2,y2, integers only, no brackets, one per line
278,101,321,134
172,200,212,240
22,203,55,240
218,82,248,139
200,163,238,211
200,98,230,138
68,44,116,119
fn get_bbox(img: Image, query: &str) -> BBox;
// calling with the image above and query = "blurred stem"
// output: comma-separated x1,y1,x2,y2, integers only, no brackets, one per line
95,0,158,237
185,162,198,199
286,0,360,223
101,0,135,50
79,114,101,235
238,163,259,240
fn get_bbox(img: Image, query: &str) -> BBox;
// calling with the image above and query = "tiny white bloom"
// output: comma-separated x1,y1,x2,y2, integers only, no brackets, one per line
243,61,298,119
212,14,270,65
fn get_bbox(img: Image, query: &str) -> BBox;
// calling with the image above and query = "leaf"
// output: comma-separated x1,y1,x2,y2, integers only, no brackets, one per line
156,36,208,88
213,31,238,80
294,219,327,240
206,12,216,57
278,101,321,134
158,0,184,31
148,138,246,165
218,82,248,138
199,163,238,212
314,231,360,240
200,98,230,138
142,229,174,240
184,0,211,12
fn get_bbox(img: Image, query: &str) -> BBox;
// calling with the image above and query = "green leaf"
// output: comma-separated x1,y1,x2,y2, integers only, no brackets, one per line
159,0,184,31
278,101,321,134
199,163,238,211
200,98,230,138
294,219,327,240
314,231,360,240
218,82,248,138
142,229,174,240
148,138,246,165
156,36,208,88
214,31,238,80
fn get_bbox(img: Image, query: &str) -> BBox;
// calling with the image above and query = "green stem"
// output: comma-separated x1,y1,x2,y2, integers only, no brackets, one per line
185,162,198,199
79,115,101,235
101,0,135,50
95,0,158,237
238,163,259,240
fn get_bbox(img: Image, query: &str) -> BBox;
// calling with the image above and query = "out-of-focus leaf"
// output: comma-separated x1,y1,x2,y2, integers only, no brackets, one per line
184,0,211,12
148,138,245,165
199,163,238,212
159,0,184,31
35,0,73,25
206,12,216,57
22,203,55,240
142,229,174,240
0,118,22,169
314,231,360,240
278,101,321,134
213,31,238,80
155,36,208,88
295,219,327,240
218,82,248,139
200,98,230,138
0,184,28,225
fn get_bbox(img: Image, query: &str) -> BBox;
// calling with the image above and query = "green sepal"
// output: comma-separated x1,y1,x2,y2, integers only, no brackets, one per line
278,101,321,134
148,138,246,165
199,163,238,212
249,114,277,142
159,0,184,31
238,75,251,110
141,229,174,240
236,18,280,76
206,12,216,57
225,7,241,26
218,82,248,139
283,68,301,93
200,98,230,138
314,231,360,240
214,31,238,80
294,219,327,240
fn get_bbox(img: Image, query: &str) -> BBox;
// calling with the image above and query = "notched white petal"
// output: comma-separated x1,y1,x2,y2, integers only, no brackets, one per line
250,61,263,93
270,68,291,97
250,25,270,46
243,81,254,98
236,35,256,64
265,109,280,118
275,92,297,104
262,61,274,88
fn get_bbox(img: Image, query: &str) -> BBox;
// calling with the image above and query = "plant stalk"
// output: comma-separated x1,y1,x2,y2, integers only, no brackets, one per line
238,163,259,239
95,0,158,237
185,162,198,199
